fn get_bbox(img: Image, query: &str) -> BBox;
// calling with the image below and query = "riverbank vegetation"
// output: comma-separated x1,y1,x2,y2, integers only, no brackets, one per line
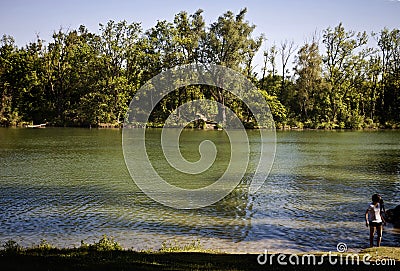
1,237,399,271
1,9,399,129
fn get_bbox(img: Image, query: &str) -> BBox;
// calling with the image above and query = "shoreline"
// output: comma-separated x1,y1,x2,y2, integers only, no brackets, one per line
1,237,399,270
1,246,399,271
2,124,400,130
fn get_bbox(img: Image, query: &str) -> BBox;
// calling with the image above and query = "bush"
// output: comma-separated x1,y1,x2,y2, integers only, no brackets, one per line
36,239,55,251
383,121,399,129
317,121,338,129
345,114,364,129
2,240,23,253
85,235,123,251
362,118,379,129
303,120,317,129
243,121,255,129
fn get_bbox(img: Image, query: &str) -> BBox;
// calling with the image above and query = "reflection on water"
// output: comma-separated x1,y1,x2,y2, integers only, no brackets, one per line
0,128,399,252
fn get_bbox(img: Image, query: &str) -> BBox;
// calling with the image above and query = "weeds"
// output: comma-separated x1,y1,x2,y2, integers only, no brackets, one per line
1,236,218,253
1,235,122,253
2,240,23,253
159,239,216,253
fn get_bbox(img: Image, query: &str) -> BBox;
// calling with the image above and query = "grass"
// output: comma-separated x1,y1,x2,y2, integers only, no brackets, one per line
1,237,399,270
159,239,218,253
360,246,400,261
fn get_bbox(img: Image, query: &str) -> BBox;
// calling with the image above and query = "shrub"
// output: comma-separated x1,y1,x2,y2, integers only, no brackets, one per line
2,240,23,253
36,239,55,251
87,235,123,251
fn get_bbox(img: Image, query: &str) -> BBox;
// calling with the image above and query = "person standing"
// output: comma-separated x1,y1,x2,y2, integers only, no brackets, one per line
365,194,386,247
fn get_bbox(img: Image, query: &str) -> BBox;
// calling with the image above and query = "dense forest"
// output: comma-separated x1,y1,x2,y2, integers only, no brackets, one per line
1,9,399,129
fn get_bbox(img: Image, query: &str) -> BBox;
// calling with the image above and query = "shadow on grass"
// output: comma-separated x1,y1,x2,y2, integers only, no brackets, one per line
1,234,399,271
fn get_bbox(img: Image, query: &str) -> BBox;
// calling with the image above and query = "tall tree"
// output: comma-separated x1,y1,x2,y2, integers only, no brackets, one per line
201,8,263,124
293,40,324,122
279,40,296,102
173,9,205,65
322,23,368,124
0,35,19,125
375,28,400,123
97,20,142,124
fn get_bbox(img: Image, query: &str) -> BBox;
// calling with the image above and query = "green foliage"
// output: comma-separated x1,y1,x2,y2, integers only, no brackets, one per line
0,16,399,129
0,236,219,255
159,239,209,252
275,23,399,129
259,89,287,123
83,235,123,251
35,239,55,251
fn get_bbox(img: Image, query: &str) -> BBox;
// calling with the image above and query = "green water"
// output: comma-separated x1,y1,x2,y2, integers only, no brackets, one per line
0,128,399,252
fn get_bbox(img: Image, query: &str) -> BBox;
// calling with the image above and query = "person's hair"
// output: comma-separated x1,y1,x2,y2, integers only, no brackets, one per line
372,194,381,203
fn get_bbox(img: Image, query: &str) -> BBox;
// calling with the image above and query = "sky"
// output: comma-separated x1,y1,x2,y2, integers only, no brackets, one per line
1,0,399,74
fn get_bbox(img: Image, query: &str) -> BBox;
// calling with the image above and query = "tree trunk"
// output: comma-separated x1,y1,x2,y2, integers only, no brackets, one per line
217,90,226,127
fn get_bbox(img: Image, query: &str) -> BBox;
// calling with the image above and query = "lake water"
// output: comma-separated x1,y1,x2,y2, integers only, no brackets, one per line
0,128,399,252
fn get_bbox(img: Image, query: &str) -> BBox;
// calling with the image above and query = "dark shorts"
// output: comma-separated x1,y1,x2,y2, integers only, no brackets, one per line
369,222,383,227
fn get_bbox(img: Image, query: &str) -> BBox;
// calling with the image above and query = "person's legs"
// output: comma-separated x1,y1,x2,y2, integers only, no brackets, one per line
376,225,383,247
369,225,376,247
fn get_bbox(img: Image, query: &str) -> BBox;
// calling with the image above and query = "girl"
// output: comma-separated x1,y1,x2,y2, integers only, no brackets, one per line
365,194,386,247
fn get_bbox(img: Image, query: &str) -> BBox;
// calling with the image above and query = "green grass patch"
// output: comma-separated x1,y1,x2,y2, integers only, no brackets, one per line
1,237,399,270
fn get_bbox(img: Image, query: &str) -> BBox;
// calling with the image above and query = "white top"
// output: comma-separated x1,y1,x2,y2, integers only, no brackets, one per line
367,203,382,223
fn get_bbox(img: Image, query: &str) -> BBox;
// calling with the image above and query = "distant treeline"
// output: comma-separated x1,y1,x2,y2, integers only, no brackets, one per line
0,8,399,128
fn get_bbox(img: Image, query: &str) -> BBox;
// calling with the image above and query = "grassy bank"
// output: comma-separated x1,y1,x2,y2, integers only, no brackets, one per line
1,237,399,270
2,248,399,271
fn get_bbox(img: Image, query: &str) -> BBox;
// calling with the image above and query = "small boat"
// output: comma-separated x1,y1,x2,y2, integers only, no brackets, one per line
27,123,47,128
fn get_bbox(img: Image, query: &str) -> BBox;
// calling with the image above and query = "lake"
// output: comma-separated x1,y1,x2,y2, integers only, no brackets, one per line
0,128,399,252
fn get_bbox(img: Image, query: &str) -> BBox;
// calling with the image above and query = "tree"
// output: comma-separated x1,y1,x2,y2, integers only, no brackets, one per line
322,23,368,124
1,13,399,128
173,9,205,65
0,35,19,125
98,21,142,124
261,43,278,86
362,55,381,121
293,40,324,123
201,8,263,124
139,10,206,122
18,37,47,123
375,28,400,123
279,40,296,103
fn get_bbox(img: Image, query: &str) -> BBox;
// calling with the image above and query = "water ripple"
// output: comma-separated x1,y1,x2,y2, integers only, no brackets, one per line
1,129,399,251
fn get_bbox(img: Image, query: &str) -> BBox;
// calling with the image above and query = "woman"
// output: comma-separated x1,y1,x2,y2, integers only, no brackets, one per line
365,194,386,247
